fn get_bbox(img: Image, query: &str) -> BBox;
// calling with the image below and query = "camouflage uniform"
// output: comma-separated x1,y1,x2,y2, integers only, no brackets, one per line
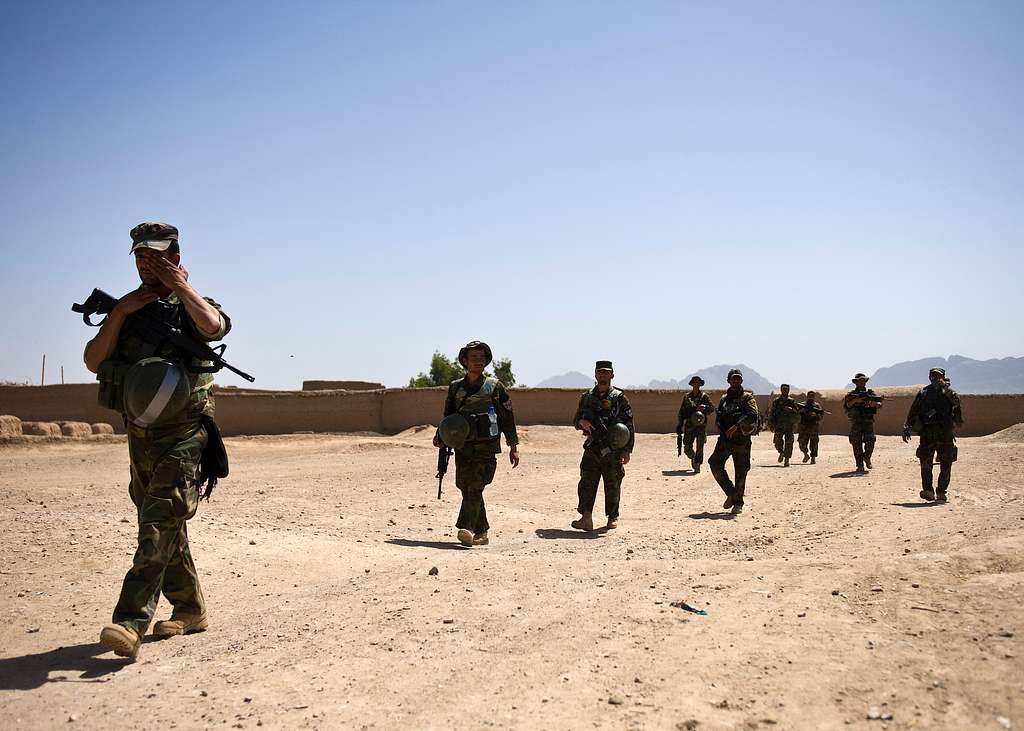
906,381,963,498
797,400,825,459
96,293,230,639
708,387,759,507
443,376,517,535
677,391,713,467
843,386,881,470
768,394,800,460
574,387,635,521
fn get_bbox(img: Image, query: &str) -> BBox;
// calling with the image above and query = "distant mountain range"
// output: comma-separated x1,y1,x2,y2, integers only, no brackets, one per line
536,364,778,392
869,355,1024,394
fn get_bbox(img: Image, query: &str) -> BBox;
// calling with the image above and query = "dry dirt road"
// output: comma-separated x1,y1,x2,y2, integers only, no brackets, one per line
1,426,1022,730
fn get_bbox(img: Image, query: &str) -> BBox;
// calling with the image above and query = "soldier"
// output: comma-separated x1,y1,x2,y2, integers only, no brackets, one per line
797,390,826,464
433,341,519,547
84,222,230,660
902,367,963,502
707,369,760,515
571,361,635,531
767,384,800,467
843,373,884,473
676,376,714,473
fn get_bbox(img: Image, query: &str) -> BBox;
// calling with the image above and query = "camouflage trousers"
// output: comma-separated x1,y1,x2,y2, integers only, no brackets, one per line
848,418,876,466
682,426,707,465
454,451,496,534
708,435,752,506
798,426,820,458
917,424,957,493
577,448,624,519
773,426,795,459
113,422,207,638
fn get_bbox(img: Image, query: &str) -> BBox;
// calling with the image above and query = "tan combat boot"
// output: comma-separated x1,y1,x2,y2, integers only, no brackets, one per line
153,613,209,638
571,512,594,531
606,517,618,529
473,531,489,546
457,529,474,547
99,623,142,660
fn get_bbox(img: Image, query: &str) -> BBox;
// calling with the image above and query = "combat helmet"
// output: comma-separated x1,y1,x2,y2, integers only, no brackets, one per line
123,358,190,428
438,414,471,449
608,423,631,450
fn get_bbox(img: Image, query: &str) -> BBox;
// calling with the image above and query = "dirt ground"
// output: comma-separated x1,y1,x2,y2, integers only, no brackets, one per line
1,426,1021,730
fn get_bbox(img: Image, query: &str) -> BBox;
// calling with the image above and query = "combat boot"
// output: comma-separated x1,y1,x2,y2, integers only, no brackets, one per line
856,462,866,473
722,494,735,510
730,504,743,515
472,531,489,546
153,613,209,638
784,457,790,467
935,492,948,502
919,489,935,501
810,456,816,464
99,623,141,660
606,516,618,529
691,460,701,474
864,456,873,470
571,513,594,531
802,453,810,463
457,529,474,546
778,454,784,463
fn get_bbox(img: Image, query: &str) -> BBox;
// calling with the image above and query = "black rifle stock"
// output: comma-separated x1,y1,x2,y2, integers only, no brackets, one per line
72,288,255,382
436,446,453,499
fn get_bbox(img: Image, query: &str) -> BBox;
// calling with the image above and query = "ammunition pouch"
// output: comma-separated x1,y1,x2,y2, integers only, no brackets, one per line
462,412,496,442
96,360,130,412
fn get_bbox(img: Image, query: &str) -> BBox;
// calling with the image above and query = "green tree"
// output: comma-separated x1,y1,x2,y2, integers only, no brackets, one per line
407,351,517,388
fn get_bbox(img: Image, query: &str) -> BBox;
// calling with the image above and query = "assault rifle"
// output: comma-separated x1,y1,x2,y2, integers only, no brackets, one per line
436,446,453,499
581,409,614,457
72,288,255,382
846,392,884,409
676,428,683,457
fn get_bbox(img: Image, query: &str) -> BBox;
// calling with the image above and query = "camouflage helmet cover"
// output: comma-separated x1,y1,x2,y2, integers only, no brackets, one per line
438,414,471,449
457,341,493,368
123,357,190,427
607,422,631,450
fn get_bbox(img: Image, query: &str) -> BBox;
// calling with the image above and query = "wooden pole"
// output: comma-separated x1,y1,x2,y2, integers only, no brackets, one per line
61,366,65,385
41,354,46,386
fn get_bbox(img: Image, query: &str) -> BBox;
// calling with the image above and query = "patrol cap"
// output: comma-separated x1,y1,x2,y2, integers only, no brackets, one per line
688,376,705,387
130,222,179,254
457,340,493,367
929,367,946,378
727,368,743,381
852,373,869,383
595,360,614,372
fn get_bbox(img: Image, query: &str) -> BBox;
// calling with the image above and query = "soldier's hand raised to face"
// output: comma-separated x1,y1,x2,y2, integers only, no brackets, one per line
148,254,190,292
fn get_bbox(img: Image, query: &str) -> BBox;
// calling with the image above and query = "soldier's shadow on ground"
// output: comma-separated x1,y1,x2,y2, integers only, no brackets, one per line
830,471,868,478
385,538,469,550
688,512,736,521
891,502,942,508
0,642,128,690
661,470,694,477
534,528,607,540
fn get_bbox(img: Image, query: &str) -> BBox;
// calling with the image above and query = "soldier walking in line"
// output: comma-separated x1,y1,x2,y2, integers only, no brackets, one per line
767,384,800,467
797,390,826,464
843,373,884,473
676,376,714,473
571,361,634,531
433,341,520,547
903,367,963,502
707,369,760,515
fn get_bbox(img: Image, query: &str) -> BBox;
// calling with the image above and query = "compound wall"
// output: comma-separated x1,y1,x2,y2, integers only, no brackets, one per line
2,384,1021,438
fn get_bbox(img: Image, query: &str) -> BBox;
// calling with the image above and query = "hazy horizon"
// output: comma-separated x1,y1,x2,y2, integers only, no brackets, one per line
2,2,1022,391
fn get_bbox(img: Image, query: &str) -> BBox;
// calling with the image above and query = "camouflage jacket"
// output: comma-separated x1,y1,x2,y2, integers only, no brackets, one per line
843,388,881,421
906,383,963,429
443,376,518,455
715,388,759,436
798,401,826,427
768,396,801,428
573,386,635,453
677,391,713,430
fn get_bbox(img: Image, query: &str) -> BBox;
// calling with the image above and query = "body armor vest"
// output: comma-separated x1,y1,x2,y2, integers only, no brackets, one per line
453,376,500,442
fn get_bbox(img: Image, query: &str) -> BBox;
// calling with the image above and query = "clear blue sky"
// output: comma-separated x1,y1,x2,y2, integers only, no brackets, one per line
2,1,1021,390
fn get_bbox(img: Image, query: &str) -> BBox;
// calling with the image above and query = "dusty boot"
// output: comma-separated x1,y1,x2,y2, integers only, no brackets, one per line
472,531,489,546
935,492,948,502
692,460,701,474
571,513,594,531
784,457,790,467
810,456,816,464
99,623,142,660
606,516,618,529
856,462,866,473
457,529,474,546
864,456,873,470
722,494,734,510
778,453,784,463
730,504,743,515
802,452,810,463
919,489,935,501
153,613,209,638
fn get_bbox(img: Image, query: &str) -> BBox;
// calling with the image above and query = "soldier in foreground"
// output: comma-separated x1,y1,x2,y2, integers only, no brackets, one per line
903,367,963,502
571,361,634,531
767,384,800,467
434,341,519,547
676,376,714,473
843,373,884,473
84,223,230,660
707,369,760,515
797,391,826,464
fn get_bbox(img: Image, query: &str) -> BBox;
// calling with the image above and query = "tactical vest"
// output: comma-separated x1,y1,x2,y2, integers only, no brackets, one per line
681,393,709,428
847,389,879,419
800,402,824,426
453,376,500,442
772,397,801,428
918,385,953,426
582,387,626,423
717,390,756,433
